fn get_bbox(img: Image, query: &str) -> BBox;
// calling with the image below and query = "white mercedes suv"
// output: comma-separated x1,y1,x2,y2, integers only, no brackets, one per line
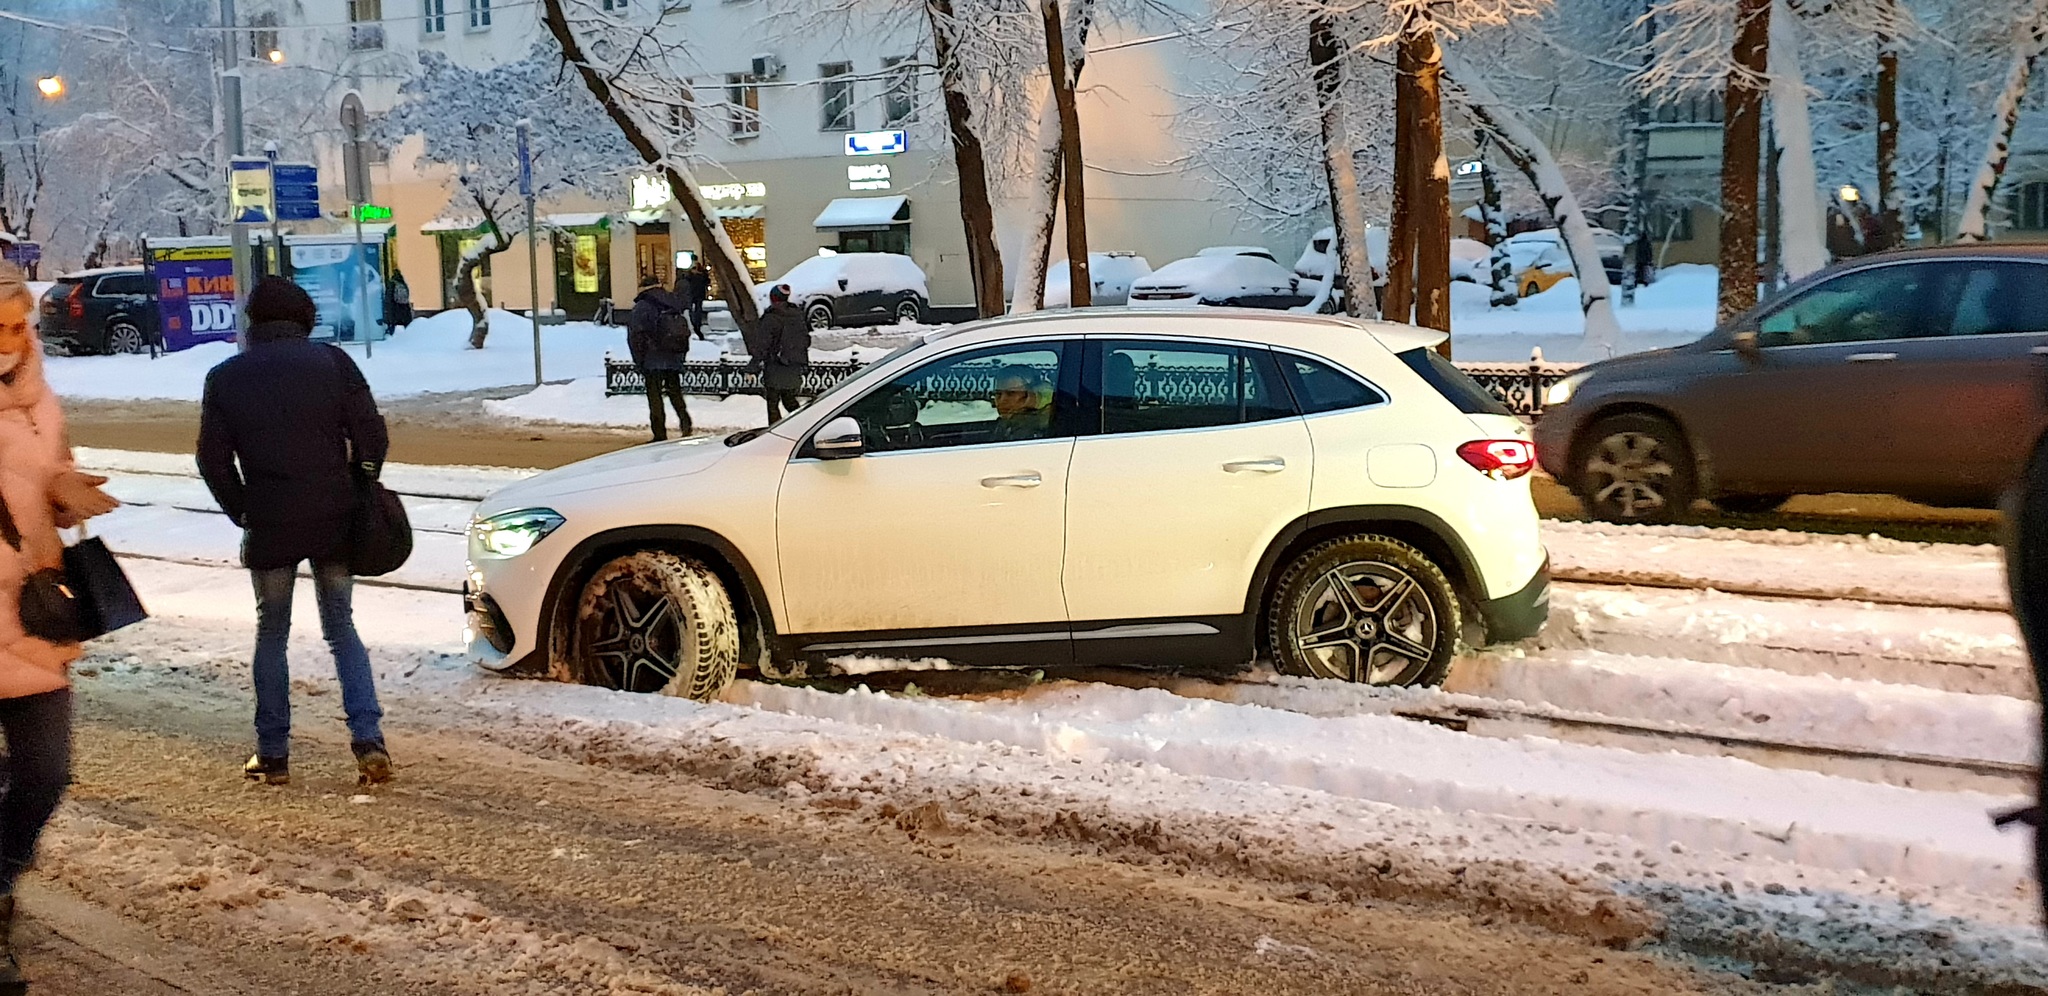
464,309,1549,699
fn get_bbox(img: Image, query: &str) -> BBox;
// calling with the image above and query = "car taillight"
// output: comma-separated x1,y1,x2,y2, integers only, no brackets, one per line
1457,439,1536,480
66,285,83,322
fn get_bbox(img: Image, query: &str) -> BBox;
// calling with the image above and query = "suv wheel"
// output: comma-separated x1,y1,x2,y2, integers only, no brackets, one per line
561,550,739,700
105,320,146,355
1577,413,1695,524
893,297,922,325
805,302,833,331
1266,534,1460,687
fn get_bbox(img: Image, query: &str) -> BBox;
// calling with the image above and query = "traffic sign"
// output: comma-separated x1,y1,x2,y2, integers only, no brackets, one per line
228,157,274,224
516,119,533,198
272,162,321,221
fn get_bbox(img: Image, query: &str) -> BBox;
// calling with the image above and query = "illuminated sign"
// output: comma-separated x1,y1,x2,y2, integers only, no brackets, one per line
632,175,674,210
843,129,907,156
847,163,892,191
1454,160,1486,177
699,181,767,201
352,204,393,222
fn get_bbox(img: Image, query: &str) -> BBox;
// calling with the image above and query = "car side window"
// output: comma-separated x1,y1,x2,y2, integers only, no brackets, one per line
1945,262,2048,336
95,274,146,297
1755,264,1947,347
841,342,1069,453
1277,353,1387,414
1097,341,1295,435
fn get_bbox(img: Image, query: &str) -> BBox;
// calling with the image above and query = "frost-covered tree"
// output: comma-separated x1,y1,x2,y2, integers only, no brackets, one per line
1954,0,2048,242
382,43,638,346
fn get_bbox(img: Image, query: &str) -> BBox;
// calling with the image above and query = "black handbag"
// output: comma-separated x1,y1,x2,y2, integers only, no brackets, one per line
347,467,413,578
0,489,146,643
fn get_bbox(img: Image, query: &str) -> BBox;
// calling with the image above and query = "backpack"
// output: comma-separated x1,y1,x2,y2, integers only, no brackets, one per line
659,308,693,353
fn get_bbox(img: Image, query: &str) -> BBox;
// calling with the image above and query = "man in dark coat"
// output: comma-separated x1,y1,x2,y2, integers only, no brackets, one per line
196,277,392,787
747,284,811,422
676,261,711,340
628,276,692,441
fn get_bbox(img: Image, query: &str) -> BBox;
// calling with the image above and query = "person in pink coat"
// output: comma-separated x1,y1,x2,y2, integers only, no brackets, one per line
0,261,118,993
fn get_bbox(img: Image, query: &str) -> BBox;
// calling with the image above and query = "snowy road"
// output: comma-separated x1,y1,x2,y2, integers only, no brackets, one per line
50,449,2048,991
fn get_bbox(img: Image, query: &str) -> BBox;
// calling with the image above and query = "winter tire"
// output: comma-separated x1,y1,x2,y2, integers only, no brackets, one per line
560,550,739,700
893,296,922,325
1522,280,1542,298
1711,493,1790,515
105,320,145,355
806,302,834,331
1576,412,1695,525
1266,534,1461,687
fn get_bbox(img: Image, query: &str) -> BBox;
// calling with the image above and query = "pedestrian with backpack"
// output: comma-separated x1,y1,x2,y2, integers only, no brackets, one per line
628,276,693,441
196,277,395,788
748,284,811,423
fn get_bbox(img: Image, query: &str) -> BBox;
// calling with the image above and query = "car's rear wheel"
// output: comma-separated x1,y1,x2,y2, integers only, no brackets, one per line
1577,412,1696,524
1711,494,1790,515
562,550,738,700
105,320,145,355
1522,280,1542,298
893,296,922,325
805,302,833,331
1266,534,1460,688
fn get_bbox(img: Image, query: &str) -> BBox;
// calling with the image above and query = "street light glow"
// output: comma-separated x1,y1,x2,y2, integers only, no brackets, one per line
1838,185,1862,203
267,49,285,64
35,76,63,98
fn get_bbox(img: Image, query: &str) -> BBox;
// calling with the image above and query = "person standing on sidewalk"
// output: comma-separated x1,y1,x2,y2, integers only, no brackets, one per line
748,284,811,423
628,276,692,441
197,277,393,788
0,262,119,993
676,260,711,340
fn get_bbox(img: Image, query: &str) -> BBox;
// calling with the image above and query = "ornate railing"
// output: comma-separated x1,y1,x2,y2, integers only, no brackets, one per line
606,355,1581,417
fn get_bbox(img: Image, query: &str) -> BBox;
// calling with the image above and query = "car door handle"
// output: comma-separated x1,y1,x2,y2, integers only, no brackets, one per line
980,473,1042,489
1223,458,1287,474
1845,352,1898,363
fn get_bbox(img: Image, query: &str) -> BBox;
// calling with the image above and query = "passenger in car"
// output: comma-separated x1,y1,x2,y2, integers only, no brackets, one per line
990,366,1053,441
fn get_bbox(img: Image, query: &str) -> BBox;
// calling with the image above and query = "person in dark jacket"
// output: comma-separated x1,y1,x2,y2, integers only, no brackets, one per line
748,284,811,422
676,262,711,340
196,277,393,788
628,277,692,441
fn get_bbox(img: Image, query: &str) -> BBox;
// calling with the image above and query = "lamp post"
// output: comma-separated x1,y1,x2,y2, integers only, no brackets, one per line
34,76,62,99
219,0,251,349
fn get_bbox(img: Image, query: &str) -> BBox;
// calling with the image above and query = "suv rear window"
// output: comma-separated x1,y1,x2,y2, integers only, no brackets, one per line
1397,348,1513,416
94,274,148,296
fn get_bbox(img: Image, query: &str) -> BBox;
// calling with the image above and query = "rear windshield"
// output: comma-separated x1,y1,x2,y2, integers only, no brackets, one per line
1396,348,1513,416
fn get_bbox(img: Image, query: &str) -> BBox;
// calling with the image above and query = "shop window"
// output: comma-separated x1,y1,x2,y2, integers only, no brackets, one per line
726,73,760,139
838,230,910,256
883,56,916,126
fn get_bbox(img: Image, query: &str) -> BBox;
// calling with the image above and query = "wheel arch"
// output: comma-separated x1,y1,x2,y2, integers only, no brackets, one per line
1245,506,1484,657
535,524,778,674
1567,400,1716,496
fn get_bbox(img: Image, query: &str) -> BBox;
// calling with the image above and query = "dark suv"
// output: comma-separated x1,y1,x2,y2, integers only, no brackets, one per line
39,267,158,355
1535,246,2048,522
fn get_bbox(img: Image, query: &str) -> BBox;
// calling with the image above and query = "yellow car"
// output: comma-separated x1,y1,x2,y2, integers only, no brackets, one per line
1511,242,1574,297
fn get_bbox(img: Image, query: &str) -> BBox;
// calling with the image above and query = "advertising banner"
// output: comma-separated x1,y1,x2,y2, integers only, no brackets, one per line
290,238,386,343
146,244,239,352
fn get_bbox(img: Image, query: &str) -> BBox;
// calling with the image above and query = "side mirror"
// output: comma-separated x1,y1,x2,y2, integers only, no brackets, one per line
1732,330,1761,362
814,416,865,460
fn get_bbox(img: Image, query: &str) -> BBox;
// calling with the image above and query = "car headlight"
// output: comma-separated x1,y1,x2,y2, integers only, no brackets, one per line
468,508,565,560
1544,370,1591,408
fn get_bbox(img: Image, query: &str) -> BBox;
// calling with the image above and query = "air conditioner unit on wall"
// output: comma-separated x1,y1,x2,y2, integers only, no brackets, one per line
751,54,784,80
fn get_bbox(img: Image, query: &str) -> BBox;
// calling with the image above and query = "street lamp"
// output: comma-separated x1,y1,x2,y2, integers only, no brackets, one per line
34,76,63,99
266,48,285,64
1838,185,1862,203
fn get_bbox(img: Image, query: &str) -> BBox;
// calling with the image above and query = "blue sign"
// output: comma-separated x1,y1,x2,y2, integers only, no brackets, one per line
516,121,532,198
291,240,386,344
1,242,40,265
273,162,321,221
844,129,907,157
145,244,239,352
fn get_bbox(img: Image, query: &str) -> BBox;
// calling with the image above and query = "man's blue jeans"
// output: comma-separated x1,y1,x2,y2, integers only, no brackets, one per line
251,562,384,757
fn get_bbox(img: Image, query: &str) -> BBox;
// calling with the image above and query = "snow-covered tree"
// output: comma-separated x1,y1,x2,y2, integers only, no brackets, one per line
1955,0,2048,241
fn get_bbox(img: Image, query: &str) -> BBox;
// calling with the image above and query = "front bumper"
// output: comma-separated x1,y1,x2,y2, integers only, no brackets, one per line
1477,555,1550,644
1532,410,1575,482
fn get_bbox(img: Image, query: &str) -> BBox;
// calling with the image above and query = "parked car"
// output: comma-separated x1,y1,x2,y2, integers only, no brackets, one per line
1449,238,1493,283
1535,246,2048,523
1505,227,1629,296
464,310,1550,700
1200,245,1282,263
1129,251,1315,310
39,266,158,355
1042,252,1153,308
756,253,929,330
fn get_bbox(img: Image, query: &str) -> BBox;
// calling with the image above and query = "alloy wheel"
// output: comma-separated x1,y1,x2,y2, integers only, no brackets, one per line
894,299,920,324
587,581,684,693
108,322,145,355
1584,430,1675,520
1289,560,1440,684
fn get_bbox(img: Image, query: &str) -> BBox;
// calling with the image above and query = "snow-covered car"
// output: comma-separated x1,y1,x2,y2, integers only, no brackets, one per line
1199,245,1282,263
464,310,1550,700
1450,238,1493,283
1504,227,1630,295
755,253,929,330
1042,252,1153,308
1128,253,1314,310
1292,226,1391,312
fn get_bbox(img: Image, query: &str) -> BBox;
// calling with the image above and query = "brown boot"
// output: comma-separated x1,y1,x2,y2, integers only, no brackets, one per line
0,893,28,994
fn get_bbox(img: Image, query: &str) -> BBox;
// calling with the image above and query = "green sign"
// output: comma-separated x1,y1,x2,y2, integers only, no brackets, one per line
352,204,393,222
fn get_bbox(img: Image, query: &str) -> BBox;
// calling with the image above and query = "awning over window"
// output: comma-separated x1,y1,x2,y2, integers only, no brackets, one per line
420,216,485,233
714,204,764,220
813,195,909,232
541,212,609,229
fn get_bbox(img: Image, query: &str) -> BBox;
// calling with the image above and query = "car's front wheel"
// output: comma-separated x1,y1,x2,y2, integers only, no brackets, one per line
1266,534,1461,687
805,302,834,331
105,320,146,355
561,550,739,700
1576,412,1696,524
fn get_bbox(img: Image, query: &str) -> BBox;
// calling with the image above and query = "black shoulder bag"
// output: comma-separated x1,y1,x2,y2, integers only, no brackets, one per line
323,347,413,577
0,488,146,644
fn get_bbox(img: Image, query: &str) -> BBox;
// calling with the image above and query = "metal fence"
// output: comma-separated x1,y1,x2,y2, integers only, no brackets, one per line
606,355,1581,418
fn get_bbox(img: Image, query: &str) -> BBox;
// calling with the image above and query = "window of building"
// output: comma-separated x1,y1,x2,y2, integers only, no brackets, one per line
667,91,696,149
2013,180,2048,231
820,62,855,132
726,73,760,139
422,0,446,34
246,10,280,61
1646,203,1695,243
837,230,910,255
348,0,385,50
602,0,629,10
1652,92,1724,124
467,0,492,30
882,55,916,127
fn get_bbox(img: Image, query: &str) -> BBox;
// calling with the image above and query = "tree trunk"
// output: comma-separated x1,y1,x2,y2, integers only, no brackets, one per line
1957,13,2048,242
1875,18,1901,250
1445,51,1622,353
926,0,1008,317
1410,27,1451,348
1042,0,1090,308
1384,33,1421,325
1013,0,1095,314
1476,131,1517,308
1767,0,1826,280
456,231,506,349
540,0,760,330
1311,16,1376,319
1717,0,1771,323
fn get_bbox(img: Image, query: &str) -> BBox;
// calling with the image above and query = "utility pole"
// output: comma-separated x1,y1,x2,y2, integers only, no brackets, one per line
219,0,250,348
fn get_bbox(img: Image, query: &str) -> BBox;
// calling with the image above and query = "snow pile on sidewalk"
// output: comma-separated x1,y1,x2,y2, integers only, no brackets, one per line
482,379,771,432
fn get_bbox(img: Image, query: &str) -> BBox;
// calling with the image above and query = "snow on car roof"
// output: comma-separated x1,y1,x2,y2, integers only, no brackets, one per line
57,266,146,280
1135,253,1293,294
759,252,930,303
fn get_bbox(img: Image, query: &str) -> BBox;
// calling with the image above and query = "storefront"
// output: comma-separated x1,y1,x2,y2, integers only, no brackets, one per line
814,195,911,256
425,218,495,311
546,213,612,321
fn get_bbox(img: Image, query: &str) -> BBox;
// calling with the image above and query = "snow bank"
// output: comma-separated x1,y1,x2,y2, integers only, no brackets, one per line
1444,264,1719,362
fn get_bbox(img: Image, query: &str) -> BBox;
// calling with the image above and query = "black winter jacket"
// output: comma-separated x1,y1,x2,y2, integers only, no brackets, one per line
748,302,811,392
627,287,689,372
196,320,389,571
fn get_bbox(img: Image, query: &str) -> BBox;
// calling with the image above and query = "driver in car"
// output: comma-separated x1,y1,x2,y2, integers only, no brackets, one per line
991,365,1053,441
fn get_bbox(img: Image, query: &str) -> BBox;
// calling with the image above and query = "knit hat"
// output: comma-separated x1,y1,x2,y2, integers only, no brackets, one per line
769,283,791,303
246,276,318,333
